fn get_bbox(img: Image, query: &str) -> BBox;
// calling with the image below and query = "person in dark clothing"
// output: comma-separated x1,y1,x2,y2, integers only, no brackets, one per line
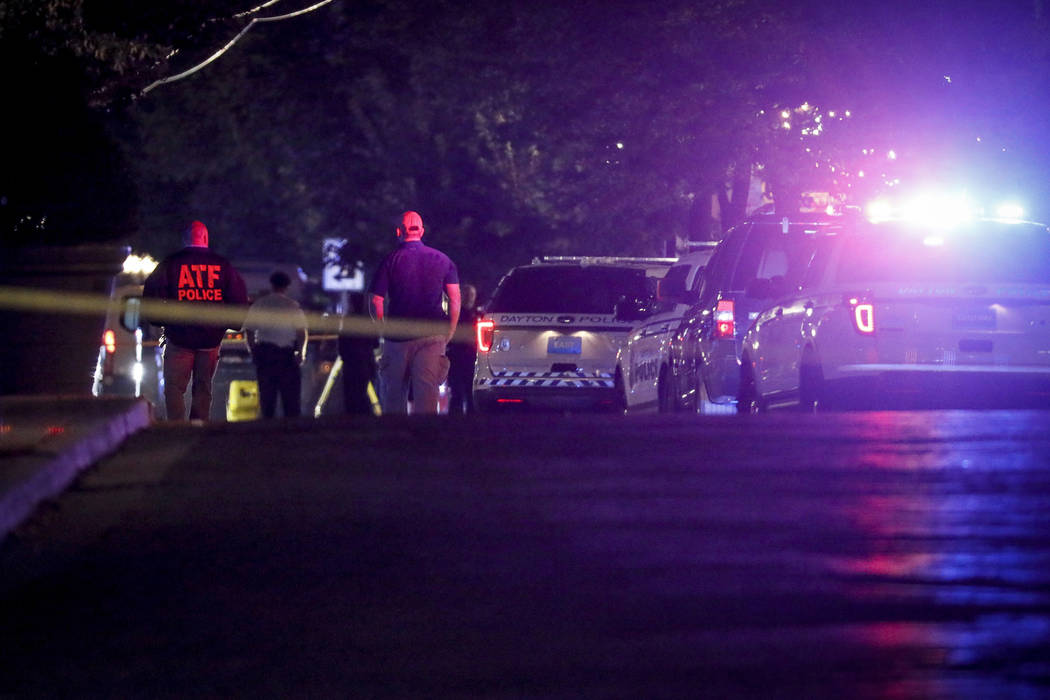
447,283,478,414
369,210,460,415
338,292,378,415
143,220,249,421
244,271,308,419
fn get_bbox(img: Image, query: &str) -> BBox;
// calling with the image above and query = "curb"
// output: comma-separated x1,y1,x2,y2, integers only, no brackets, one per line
0,399,152,540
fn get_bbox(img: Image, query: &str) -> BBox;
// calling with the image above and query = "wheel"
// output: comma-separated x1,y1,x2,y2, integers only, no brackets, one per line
614,367,628,415
657,366,674,413
798,352,824,412
694,367,736,415
737,357,762,415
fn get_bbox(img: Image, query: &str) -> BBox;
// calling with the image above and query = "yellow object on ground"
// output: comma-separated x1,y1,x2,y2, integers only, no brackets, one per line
227,379,260,421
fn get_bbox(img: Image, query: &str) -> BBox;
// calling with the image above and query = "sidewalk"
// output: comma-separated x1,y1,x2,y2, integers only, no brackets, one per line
0,395,151,540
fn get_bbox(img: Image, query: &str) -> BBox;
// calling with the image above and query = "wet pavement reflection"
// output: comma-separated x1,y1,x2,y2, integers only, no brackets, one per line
1,408,1049,696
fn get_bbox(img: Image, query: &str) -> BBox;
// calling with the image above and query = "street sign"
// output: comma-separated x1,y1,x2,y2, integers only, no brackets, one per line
322,238,364,291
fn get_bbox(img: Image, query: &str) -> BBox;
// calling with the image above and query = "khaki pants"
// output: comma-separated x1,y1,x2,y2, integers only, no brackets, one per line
377,336,449,415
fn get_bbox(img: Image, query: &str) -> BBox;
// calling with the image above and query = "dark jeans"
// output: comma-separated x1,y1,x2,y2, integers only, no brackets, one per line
254,343,302,418
341,350,375,415
163,343,220,421
447,342,476,414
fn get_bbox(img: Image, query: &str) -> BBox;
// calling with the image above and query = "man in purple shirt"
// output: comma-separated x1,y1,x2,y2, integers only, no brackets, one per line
369,211,460,415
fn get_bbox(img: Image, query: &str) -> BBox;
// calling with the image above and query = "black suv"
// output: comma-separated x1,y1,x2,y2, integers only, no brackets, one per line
668,213,850,413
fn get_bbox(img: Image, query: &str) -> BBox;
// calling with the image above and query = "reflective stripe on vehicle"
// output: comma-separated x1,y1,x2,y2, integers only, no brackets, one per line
478,369,615,388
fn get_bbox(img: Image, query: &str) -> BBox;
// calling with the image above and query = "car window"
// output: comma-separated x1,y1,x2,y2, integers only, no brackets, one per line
835,224,1050,285
731,223,820,295
801,235,838,290
487,266,649,313
698,224,749,305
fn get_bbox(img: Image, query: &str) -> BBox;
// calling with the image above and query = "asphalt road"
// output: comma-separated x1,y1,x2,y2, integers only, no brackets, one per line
2,411,1050,698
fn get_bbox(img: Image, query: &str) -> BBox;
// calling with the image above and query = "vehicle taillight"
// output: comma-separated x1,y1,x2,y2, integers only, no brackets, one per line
476,318,495,352
848,297,875,335
103,329,117,354
714,300,735,338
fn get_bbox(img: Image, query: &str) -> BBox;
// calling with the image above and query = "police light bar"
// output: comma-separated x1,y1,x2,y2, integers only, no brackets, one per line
864,194,1028,226
995,202,1025,220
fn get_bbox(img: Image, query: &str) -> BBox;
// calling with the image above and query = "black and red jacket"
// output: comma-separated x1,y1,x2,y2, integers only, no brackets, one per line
143,246,249,349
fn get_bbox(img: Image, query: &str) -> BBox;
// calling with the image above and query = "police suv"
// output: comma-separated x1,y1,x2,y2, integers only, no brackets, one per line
473,256,674,411
739,216,1050,410
616,244,717,412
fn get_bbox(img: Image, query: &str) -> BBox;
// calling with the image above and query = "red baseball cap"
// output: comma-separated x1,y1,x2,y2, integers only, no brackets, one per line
184,220,209,246
400,211,424,233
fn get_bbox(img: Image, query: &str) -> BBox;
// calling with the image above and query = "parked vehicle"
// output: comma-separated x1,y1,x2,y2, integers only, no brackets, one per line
616,244,717,412
668,213,848,414
739,218,1050,410
473,256,674,412
92,255,164,413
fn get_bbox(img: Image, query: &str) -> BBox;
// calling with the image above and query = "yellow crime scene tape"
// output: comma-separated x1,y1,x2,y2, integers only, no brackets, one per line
0,285,475,343
0,284,471,419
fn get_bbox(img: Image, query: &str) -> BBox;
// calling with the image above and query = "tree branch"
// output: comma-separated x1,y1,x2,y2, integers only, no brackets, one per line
140,0,335,97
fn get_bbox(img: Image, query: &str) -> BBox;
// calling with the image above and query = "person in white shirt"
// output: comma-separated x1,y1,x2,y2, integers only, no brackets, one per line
243,270,308,418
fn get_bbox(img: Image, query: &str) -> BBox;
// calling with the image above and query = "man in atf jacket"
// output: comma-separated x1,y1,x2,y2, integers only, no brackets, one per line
143,220,248,421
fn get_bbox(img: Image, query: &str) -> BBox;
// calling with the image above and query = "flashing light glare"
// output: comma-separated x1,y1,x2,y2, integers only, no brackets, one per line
852,302,875,334
866,199,894,223
825,204,836,216
714,299,735,338
900,193,974,228
103,329,116,354
887,150,897,160
123,253,158,276
781,110,791,119
923,236,945,247
996,202,1024,220
476,319,495,352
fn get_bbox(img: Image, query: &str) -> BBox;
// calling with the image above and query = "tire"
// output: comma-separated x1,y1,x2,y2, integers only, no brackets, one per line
695,368,736,415
657,366,673,413
737,357,762,415
614,367,628,415
798,352,824,412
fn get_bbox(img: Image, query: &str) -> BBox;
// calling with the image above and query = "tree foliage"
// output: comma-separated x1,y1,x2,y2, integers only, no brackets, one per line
6,0,1050,297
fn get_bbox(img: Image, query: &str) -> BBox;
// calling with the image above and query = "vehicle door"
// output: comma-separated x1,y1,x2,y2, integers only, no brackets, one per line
623,263,689,406
732,223,827,396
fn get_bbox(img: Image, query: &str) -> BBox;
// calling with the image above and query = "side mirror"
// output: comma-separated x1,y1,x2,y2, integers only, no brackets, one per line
658,276,688,304
120,296,142,333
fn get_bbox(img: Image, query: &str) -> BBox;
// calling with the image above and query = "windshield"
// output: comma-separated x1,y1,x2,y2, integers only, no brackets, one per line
488,265,649,313
835,223,1050,285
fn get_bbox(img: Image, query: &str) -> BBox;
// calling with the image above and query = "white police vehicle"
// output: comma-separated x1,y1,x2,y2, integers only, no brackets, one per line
473,256,675,412
92,254,164,412
616,244,717,412
739,213,1050,410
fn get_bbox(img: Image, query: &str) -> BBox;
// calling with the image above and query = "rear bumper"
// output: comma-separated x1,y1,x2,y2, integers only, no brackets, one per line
473,384,621,412
825,364,1050,409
